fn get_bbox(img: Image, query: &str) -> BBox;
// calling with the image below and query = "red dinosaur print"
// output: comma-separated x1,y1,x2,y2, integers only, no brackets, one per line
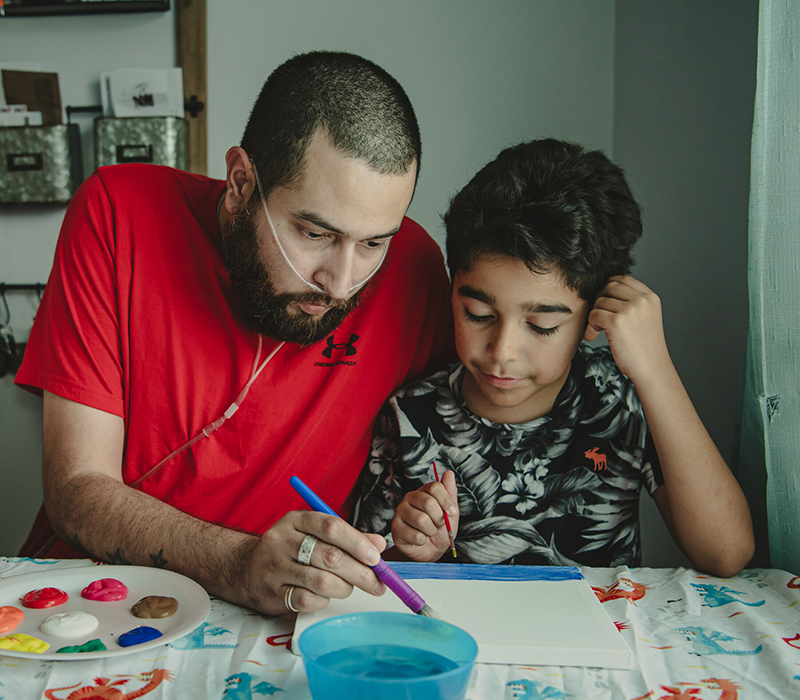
783,632,800,649
44,669,174,699
701,678,741,700
656,686,702,700
584,447,607,470
631,679,740,700
788,576,800,589
266,632,292,649
593,577,649,605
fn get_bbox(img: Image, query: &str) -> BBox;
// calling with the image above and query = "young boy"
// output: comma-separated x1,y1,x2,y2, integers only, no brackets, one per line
357,139,754,577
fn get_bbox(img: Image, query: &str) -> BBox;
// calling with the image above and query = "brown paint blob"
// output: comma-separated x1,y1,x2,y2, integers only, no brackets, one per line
131,595,178,619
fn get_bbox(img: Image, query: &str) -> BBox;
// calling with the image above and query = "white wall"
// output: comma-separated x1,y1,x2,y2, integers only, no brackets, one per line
0,8,177,553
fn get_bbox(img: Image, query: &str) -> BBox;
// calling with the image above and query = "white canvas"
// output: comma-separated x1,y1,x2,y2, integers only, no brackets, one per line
293,564,632,669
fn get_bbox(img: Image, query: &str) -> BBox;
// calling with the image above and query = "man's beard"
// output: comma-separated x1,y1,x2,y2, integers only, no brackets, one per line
220,209,363,346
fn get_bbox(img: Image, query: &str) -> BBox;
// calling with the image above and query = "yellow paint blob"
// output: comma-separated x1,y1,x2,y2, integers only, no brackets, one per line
0,633,51,653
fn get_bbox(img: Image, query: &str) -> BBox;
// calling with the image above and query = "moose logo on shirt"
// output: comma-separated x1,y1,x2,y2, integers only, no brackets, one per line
584,446,607,471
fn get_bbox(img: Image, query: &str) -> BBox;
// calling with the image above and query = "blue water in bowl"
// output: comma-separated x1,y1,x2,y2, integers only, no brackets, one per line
316,643,458,679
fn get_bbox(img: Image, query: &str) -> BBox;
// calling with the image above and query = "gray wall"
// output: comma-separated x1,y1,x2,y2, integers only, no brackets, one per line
205,1,616,244
0,2,757,568
613,0,758,566
0,8,178,553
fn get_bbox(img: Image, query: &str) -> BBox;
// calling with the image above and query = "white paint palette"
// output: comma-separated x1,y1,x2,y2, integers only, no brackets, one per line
0,565,210,660
294,563,632,669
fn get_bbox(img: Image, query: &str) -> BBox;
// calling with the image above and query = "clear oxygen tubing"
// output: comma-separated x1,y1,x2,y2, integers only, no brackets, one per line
129,335,285,488
34,335,284,558
252,164,388,295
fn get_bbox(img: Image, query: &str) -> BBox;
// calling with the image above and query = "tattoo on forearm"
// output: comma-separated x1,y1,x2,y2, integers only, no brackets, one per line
150,549,168,568
65,533,88,555
106,548,132,565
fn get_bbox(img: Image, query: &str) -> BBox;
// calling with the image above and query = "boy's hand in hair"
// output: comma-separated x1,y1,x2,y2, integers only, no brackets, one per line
583,275,672,385
391,469,460,562
584,275,754,577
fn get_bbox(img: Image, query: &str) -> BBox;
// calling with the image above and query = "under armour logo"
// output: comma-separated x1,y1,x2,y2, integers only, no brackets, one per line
322,333,360,358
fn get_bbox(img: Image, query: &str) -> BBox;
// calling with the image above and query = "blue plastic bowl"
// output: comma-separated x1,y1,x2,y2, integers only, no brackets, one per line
298,611,478,700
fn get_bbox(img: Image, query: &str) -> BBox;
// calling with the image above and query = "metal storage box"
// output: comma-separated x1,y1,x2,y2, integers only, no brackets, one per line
0,124,83,203
94,116,188,170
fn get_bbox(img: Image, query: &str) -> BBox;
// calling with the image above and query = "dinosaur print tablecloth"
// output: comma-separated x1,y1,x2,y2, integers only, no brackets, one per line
0,558,798,699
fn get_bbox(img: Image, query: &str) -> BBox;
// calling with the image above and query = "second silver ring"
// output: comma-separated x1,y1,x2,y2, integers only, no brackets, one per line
298,534,318,566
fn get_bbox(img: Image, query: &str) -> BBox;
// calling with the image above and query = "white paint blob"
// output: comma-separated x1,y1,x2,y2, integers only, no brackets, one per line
40,611,99,638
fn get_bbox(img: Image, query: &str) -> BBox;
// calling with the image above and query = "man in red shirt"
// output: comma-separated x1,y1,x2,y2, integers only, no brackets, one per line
15,51,454,616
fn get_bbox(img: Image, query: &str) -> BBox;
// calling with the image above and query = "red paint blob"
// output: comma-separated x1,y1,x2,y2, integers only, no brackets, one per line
21,587,69,609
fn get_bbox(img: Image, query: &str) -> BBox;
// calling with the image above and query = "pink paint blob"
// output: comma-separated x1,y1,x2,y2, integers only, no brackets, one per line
81,578,129,602
20,587,68,609
0,606,24,634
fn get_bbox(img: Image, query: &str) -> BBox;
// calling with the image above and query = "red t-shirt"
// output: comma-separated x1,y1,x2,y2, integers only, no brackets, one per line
16,164,454,558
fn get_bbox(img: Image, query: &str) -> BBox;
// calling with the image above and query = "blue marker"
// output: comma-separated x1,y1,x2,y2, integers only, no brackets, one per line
289,475,441,619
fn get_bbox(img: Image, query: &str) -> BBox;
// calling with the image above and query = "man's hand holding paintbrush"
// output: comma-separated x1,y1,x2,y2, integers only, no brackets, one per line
391,466,460,562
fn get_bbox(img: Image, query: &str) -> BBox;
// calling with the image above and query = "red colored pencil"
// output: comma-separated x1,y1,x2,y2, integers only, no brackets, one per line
433,461,457,558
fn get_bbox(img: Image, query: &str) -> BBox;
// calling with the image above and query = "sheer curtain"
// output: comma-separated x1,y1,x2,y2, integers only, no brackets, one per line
737,0,800,573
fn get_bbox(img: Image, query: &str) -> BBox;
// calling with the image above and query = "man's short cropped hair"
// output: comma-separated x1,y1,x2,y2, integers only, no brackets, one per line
444,139,642,301
241,51,421,199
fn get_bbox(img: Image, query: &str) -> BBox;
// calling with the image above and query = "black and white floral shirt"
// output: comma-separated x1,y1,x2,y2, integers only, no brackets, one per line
357,344,663,567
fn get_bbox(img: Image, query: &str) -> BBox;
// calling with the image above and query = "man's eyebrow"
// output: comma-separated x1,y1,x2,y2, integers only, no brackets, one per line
458,285,573,314
296,210,401,240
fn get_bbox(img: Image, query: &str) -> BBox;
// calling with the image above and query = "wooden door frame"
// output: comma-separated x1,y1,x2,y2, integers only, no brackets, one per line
176,0,207,174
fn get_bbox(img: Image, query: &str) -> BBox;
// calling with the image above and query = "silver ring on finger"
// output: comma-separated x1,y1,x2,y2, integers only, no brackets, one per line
298,534,318,566
285,585,299,613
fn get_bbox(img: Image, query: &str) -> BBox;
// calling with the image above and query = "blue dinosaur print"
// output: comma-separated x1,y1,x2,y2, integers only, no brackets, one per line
170,622,238,650
691,583,765,608
677,625,762,656
507,679,567,699
221,673,284,699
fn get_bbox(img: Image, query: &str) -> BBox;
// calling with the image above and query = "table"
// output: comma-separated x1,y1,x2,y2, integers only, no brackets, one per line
1,557,798,699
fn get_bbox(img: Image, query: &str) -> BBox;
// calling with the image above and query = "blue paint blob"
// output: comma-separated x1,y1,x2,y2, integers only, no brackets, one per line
316,644,457,678
117,626,163,647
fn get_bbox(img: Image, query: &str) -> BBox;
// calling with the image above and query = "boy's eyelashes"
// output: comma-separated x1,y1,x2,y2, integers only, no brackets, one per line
461,308,559,336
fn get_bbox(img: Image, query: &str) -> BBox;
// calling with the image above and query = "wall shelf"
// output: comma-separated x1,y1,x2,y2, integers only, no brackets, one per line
2,1,169,18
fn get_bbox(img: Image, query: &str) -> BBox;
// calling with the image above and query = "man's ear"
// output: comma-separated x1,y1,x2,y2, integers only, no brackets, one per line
224,147,257,216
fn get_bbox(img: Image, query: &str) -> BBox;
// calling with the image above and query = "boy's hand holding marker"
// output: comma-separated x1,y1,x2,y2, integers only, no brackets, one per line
392,468,460,562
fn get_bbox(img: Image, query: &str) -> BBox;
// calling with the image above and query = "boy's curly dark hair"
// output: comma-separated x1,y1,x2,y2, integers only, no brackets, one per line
444,139,642,301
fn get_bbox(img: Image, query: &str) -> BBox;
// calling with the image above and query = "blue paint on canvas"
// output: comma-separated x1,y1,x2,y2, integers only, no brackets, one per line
389,562,583,582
